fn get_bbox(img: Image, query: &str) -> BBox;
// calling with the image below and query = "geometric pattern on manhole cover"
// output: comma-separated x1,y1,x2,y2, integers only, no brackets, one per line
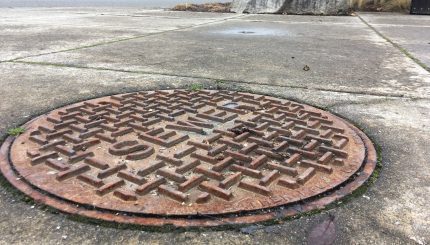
8,90,365,216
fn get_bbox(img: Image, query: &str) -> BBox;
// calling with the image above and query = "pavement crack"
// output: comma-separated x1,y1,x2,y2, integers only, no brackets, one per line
324,99,394,110
10,60,429,100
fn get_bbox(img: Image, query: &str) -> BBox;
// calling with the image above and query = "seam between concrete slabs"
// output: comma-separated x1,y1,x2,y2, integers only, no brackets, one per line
8,60,430,100
0,13,245,63
93,12,241,20
357,13,430,73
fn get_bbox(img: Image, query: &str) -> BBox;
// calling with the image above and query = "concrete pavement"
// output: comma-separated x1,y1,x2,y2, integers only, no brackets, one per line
0,8,429,244
359,12,430,68
0,0,231,8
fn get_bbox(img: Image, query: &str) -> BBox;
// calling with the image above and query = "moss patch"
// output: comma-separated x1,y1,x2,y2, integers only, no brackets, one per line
7,127,25,136
189,83,204,91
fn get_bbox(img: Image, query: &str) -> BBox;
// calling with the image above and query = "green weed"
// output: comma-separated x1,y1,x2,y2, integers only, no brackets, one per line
7,127,25,136
189,83,204,91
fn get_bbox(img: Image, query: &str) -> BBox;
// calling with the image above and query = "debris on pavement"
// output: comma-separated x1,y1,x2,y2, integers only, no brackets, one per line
303,65,310,71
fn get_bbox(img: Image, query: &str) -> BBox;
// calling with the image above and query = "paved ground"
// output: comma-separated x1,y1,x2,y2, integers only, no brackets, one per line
0,0,230,8
0,8,429,244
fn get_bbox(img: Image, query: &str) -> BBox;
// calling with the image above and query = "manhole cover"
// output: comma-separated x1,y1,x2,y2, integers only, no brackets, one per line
0,90,376,227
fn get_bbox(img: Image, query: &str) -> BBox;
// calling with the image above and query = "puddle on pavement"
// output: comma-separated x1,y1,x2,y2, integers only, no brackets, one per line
214,27,289,36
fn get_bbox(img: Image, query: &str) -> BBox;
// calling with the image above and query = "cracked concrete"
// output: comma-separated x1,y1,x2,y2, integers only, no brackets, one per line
0,8,429,245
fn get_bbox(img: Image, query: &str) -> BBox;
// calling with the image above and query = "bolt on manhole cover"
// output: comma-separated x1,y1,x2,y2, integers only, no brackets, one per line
0,90,376,227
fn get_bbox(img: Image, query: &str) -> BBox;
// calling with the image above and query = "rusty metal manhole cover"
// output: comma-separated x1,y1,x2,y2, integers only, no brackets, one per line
0,90,376,227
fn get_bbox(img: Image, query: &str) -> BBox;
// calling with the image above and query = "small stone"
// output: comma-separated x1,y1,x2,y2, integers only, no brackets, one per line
303,65,310,71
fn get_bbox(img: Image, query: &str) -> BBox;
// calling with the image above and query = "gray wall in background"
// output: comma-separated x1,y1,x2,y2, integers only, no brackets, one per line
231,0,351,15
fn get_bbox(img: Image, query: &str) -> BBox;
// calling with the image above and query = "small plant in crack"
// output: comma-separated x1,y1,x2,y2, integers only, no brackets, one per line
189,83,203,91
7,127,25,136
214,80,226,89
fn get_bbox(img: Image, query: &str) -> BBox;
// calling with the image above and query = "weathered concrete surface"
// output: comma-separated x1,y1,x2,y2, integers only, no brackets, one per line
21,14,430,99
0,8,240,61
358,12,430,69
0,0,231,8
231,0,350,15
0,8,429,244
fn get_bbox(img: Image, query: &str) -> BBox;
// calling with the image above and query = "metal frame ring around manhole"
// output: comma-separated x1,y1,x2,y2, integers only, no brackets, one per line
0,90,377,227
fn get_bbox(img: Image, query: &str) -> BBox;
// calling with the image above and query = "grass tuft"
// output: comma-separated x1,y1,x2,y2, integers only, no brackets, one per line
7,127,25,136
189,83,204,91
